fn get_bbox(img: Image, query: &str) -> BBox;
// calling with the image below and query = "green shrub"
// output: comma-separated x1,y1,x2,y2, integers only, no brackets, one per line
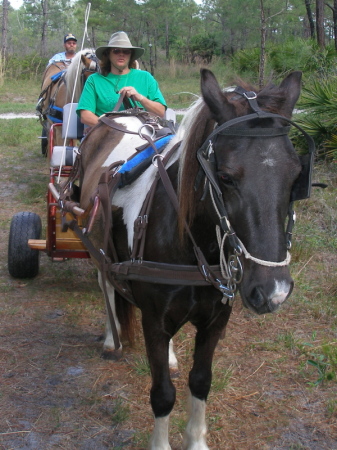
296,77,337,160
269,39,314,75
230,47,261,76
5,54,47,80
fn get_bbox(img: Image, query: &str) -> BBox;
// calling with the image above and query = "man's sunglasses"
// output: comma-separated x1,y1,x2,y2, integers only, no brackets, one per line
111,48,132,55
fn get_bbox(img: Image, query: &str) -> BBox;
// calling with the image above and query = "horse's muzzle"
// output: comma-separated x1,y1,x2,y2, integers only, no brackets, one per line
241,278,294,314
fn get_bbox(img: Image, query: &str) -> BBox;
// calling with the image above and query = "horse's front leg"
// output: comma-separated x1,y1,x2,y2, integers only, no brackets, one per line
183,308,231,450
142,316,176,450
97,271,123,360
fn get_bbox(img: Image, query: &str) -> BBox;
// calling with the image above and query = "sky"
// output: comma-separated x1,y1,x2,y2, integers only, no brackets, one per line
11,0,23,9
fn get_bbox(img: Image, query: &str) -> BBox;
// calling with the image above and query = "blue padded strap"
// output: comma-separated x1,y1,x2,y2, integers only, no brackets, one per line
118,135,174,174
47,114,63,123
52,105,63,113
50,71,65,82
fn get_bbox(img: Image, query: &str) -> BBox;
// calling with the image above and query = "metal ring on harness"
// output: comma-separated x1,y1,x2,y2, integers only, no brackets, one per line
152,154,164,167
139,124,156,140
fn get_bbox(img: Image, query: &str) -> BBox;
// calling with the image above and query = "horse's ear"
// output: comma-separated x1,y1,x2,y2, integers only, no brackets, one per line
278,71,302,116
200,69,234,123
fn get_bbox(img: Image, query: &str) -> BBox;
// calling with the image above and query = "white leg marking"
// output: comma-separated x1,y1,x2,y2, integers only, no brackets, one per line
183,393,209,450
97,271,122,352
168,339,178,370
149,415,171,450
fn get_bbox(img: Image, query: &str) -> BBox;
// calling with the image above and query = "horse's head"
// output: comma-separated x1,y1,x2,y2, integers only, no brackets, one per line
197,69,305,314
65,49,100,102
80,50,100,79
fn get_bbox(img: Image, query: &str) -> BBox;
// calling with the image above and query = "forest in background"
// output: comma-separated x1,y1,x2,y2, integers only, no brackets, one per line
1,0,337,82
2,0,337,159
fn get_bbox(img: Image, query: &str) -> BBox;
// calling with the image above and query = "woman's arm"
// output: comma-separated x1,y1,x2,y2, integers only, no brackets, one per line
79,110,99,127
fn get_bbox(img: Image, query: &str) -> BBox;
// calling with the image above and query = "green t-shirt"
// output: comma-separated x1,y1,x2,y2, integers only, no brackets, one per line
77,69,167,117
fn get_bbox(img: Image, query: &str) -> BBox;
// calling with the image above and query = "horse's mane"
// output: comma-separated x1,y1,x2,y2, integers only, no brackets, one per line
177,97,215,235
177,79,294,235
65,48,96,102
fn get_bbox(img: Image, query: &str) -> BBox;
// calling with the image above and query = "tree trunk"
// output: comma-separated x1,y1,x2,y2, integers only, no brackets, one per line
165,19,169,59
146,21,154,76
91,27,96,49
333,0,337,50
1,0,9,57
316,0,325,48
328,0,337,50
304,0,315,38
259,0,266,88
41,0,49,57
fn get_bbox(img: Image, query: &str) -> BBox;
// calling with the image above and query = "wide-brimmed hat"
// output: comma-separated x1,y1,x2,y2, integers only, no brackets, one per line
95,31,144,61
64,33,77,43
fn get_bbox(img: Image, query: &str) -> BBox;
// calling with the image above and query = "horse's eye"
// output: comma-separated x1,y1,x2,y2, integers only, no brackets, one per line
218,173,236,187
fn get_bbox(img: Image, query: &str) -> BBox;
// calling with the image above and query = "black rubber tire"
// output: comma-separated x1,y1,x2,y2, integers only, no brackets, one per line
41,126,48,156
8,212,42,278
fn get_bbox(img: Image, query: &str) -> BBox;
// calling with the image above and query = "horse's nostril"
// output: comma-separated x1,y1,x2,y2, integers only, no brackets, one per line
250,286,265,309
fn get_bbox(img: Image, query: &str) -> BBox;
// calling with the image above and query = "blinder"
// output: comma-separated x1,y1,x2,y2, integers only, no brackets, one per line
290,151,314,202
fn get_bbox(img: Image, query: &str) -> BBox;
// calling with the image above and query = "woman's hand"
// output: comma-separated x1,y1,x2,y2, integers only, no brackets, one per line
119,86,165,118
119,86,143,102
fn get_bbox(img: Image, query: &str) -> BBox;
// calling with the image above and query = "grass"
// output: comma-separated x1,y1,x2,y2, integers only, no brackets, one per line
0,118,42,151
212,363,233,392
0,78,40,113
130,355,151,376
111,397,130,424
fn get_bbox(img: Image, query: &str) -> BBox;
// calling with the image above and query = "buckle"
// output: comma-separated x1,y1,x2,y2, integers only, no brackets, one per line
243,91,257,100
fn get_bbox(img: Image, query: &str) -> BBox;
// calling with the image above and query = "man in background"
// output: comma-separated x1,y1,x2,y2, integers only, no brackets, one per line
48,33,77,66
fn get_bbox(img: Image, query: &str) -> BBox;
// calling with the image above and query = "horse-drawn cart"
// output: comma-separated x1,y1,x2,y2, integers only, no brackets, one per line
8,112,90,279
8,100,177,279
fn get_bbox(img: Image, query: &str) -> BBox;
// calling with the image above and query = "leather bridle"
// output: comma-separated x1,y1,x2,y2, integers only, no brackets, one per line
195,87,315,260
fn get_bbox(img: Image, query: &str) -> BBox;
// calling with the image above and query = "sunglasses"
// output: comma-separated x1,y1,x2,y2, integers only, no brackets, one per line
111,48,132,55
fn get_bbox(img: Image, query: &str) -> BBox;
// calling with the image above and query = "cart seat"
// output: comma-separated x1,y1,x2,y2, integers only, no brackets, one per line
50,145,78,166
62,103,84,139
50,103,83,167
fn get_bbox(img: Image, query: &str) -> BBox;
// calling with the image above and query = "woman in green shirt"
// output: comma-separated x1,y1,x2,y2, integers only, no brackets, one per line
77,31,167,126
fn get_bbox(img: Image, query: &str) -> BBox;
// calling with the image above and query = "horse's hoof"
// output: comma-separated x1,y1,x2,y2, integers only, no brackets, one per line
101,348,123,361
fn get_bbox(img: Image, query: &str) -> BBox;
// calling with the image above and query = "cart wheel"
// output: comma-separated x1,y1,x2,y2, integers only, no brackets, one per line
8,212,42,278
41,127,48,156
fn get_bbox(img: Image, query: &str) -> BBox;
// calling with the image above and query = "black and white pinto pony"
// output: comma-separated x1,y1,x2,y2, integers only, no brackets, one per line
75,69,305,449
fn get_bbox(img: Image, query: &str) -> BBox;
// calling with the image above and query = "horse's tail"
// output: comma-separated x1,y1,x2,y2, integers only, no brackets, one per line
115,291,137,347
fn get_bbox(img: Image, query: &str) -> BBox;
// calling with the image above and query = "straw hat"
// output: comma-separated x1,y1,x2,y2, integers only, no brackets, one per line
95,31,144,61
